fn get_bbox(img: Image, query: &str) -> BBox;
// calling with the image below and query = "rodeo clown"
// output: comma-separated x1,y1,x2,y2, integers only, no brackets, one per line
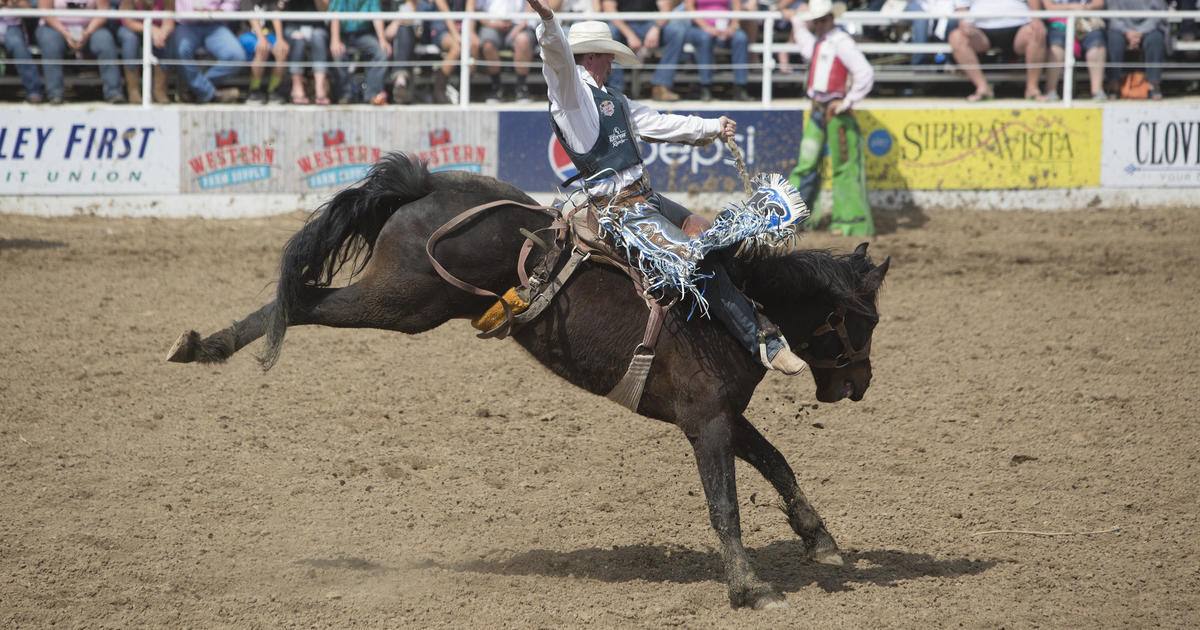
522,0,809,374
789,0,875,236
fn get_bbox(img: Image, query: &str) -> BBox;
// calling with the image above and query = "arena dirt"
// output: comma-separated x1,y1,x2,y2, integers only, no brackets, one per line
1,205,1198,628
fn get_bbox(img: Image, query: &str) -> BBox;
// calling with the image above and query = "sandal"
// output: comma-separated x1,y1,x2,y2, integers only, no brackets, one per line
370,91,388,106
314,96,331,105
966,90,994,102
1149,88,1163,100
1025,92,1049,102
291,91,310,105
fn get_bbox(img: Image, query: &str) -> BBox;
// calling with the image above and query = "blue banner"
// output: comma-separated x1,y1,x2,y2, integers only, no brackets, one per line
497,110,805,192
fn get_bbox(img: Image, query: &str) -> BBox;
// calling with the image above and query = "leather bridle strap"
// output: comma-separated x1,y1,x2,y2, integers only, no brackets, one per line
425,199,558,339
799,307,872,369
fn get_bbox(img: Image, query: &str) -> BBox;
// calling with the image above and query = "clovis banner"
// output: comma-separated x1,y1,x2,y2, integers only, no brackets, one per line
857,109,1102,190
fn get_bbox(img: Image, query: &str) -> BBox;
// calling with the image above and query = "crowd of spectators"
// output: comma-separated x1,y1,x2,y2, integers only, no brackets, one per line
0,0,1195,103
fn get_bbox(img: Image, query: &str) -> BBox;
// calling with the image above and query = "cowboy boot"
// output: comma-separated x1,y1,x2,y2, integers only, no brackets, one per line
152,68,170,104
123,67,142,104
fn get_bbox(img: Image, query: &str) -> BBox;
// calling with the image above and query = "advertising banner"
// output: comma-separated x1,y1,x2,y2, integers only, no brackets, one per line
857,108,1102,190
496,110,805,194
180,110,497,194
1,107,179,195
1101,106,1200,188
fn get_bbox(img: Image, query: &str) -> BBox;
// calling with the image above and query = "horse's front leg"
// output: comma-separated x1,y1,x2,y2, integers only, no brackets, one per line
687,417,788,610
731,415,842,565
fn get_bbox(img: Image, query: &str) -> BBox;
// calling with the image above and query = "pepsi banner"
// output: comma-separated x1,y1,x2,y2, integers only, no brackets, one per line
496,110,805,193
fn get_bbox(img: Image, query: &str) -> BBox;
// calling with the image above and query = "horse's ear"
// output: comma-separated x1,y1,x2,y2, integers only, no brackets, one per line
852,242,870,259
859,256,890,293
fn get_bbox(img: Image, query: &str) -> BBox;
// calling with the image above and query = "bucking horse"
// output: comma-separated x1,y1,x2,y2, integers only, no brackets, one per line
167,152,889,609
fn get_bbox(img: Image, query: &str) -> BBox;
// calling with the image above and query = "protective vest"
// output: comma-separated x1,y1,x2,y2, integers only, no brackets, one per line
806,31,851,98
551,84,642,184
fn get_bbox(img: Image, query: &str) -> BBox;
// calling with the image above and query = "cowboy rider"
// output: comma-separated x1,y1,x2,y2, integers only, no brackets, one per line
522,0,807,374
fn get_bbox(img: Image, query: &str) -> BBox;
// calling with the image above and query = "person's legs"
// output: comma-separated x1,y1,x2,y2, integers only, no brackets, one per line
202,25,247,88
171,23,212,100
509,24,534,101
352,32,387,98
87,26,124,102
826,113,873,236
391,24,416,103
690,26,715,86
310,26,331,101
1081,29,1106,96
905,0,929,65
948,23,993,99
1104,27,1126,91
6,25,45,99
788,107,828,225
652,7,688,89
1142,29,1165,87
1044,27,1066,98
34,25,67,101
1013,20,1047,99
729,28,749,86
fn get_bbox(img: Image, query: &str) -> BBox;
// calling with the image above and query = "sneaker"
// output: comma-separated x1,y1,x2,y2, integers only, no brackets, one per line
699,85,713,102
49,94,65,105
246,89,267,105
392,78,411,104
212,87,240,103
514,83,532,103
26,92,45,104
764,346,807,375
1091,91,1108,101
268,90,287,104
369,91,388,106
105,92,125,104
486,85,505,104
732,85,752,102
444,82,459,105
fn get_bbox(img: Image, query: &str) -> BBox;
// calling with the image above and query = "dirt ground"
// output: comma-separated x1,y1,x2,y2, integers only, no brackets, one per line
1,203,1198,629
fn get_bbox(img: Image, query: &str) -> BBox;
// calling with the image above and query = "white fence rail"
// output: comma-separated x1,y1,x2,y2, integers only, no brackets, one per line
2,8,1197,106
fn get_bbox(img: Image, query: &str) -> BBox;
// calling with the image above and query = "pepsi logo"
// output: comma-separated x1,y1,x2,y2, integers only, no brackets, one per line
547,135,579,186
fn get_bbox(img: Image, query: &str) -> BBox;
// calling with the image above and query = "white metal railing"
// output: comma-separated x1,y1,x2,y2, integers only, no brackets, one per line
1,8,1197,106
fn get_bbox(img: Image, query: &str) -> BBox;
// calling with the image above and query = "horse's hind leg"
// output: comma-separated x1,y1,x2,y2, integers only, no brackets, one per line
731,415,842,565
167,301,277,363
687,417,789,610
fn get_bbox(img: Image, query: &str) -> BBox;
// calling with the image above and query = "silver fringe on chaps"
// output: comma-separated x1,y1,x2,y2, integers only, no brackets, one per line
596,173,809,315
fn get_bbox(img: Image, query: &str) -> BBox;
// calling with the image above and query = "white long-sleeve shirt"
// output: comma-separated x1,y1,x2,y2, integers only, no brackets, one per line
792,25,874,109
535,17,721,195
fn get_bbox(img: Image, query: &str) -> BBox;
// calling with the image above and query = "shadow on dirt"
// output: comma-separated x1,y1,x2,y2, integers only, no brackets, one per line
452,540,997,593
0,238,68,251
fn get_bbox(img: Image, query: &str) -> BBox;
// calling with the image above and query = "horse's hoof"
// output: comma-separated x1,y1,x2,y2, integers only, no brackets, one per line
734,584,789,610
166,331,199,363
753,595,790,611
813,549,844,566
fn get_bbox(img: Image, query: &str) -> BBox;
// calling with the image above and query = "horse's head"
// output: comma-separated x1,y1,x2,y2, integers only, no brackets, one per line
741,242,889,403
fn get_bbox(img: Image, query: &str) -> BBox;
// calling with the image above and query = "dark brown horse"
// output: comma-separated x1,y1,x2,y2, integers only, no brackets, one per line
167,152,889,610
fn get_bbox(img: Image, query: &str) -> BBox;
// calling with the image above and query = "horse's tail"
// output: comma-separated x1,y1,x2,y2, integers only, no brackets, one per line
260,152,434,370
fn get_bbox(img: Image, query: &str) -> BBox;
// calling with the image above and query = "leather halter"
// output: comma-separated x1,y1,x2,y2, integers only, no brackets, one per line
794,307,871,369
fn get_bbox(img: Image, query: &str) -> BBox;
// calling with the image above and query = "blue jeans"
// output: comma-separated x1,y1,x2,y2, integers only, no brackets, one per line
653,6,693,89
607,20,654,92
4,24,44,97
905,0,957,65
170,22,246,102
35,24,123,100
1106,28,1165,84
284,23,330,75
117,24,168,69
688,25,749,86
331,30,388,100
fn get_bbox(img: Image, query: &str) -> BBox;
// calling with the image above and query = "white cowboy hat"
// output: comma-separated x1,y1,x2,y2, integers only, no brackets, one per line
801,0,847,20
567,21,640,67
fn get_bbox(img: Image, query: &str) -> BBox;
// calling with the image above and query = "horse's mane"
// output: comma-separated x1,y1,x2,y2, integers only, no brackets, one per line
733,244,876,317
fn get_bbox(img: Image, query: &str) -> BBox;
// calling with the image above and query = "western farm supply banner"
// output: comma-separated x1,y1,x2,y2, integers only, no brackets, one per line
0,107,180,195
178,109,495,194
1100,105,1200,188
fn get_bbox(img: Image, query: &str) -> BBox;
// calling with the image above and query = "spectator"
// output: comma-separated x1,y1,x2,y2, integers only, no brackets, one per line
1177,0,1195,43
1104,0,1167,99
1040,0,1106,99
117,0,175,104
422,0,481,103
788,0,874,236
1,0,46,103
948,0,1048,101
905,0,957,65
601,0,662,94
330,0,392,104
36,0,125,103
241,0,289,103
279,0,331,104
684,0,752,101
628,0,688,100
171,0,246,103
384,0,420,103
478,0,536,102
